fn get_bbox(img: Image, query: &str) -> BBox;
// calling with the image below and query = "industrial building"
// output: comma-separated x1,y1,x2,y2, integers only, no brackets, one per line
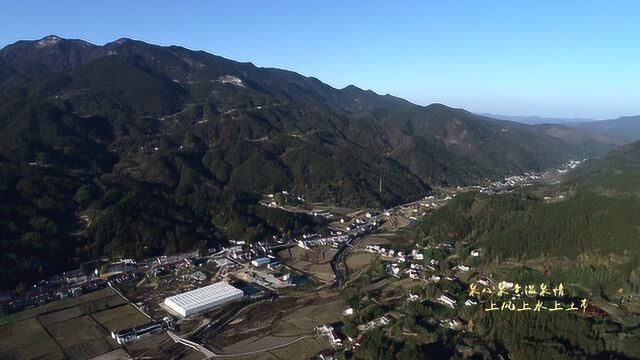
111,320,166,345
164,282,243,317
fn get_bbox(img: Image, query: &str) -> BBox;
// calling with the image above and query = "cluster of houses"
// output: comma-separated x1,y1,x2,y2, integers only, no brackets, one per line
107,271,141,285
223,240,278,262
365,245,424,262
386,262,424,280
262,191,334,219
180,270,208,283
566,159,583,169
0,250,212,316
345,216,382,236
0,276,111,316
356,315,391,332
487,162,588,190
365,245,432,280
297,233,350,249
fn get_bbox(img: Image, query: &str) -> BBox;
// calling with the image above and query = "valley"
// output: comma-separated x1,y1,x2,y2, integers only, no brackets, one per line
3,159,617,360
1,34,639,360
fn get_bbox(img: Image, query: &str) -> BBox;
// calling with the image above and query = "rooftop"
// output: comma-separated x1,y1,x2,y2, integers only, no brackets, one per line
164,282,243,311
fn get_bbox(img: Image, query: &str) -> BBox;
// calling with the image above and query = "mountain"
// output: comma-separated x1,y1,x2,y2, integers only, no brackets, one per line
530,123,623,155
0,36,621,290
480,113,593,125
567,115,640,143
414,142,640,358
481,112,640,143
417,140,640,283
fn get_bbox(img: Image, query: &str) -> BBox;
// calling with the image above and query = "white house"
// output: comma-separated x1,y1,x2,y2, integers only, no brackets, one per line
456,264,470,272
437,294,457,309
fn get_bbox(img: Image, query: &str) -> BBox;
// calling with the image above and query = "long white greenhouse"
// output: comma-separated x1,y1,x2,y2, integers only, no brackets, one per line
164,282,244,317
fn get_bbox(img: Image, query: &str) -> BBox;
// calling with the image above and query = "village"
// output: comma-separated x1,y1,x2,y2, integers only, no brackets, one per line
1,159,614,360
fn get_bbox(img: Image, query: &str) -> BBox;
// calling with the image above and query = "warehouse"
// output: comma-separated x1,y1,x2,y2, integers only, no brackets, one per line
164,282,244,317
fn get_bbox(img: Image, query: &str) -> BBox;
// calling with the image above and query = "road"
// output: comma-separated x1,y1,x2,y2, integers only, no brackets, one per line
167,331,217,358
169,330,317,359
108,283,151,320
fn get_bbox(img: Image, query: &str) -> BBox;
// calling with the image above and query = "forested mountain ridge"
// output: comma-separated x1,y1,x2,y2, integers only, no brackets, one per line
568,115,640,143
417,140,640,287
0,35,621,290
412,141,640,358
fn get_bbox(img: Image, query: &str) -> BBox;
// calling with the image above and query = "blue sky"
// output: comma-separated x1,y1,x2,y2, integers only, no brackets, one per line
1,1,639,119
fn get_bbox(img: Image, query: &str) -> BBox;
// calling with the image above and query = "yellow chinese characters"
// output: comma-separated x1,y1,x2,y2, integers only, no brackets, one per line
473,280,589,314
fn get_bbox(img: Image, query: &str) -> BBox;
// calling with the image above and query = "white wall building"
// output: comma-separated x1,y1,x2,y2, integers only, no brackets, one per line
251,257,270,267
164,282,243,317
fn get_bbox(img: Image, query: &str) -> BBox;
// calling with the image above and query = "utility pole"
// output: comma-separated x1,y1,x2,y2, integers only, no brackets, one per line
379,177,382,193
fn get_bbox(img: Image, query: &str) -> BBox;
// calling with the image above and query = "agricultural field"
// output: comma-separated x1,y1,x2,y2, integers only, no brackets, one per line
357,231,413,248
277,246,336,283
0,289,153,360
213,335,330,359
345,252,376,281
265,337,330,359
202,291,344,358
125,333,203,360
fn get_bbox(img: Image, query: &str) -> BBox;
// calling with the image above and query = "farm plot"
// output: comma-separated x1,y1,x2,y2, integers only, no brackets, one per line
92,303,149,332
0,289,151,360
0,317,65,359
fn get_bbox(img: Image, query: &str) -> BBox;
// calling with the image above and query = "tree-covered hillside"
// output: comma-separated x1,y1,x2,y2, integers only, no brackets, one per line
0,35,623,290
416,141,640,295
408,142,640,359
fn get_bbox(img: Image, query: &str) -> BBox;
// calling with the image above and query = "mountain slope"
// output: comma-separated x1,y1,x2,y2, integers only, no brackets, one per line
413,142,640,358
568,116,640,143
481,113,593,125
0,35,622,290
416,140,640,279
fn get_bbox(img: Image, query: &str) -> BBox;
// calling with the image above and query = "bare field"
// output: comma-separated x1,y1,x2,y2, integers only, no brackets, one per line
0,289,155,360
0,317,67,359
6,289,114,323
47,315,102,338
221,335,299,354
90,348,130,360
79,294,127,314
283,295,345,325
0,318,52,352
92,304,149,332
278,246,336,265
271,294,345,337
346,252,375,270
278,247,336,282
63,337,118,360
206,298,302,349
273,314,316,335
345,252,375,281
267,336,330,359
52,318,107,350
225,352,278,360
205,292,343,358
38,306,85,327
125,332,202,360
0,338,65,360
358,232,412,247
